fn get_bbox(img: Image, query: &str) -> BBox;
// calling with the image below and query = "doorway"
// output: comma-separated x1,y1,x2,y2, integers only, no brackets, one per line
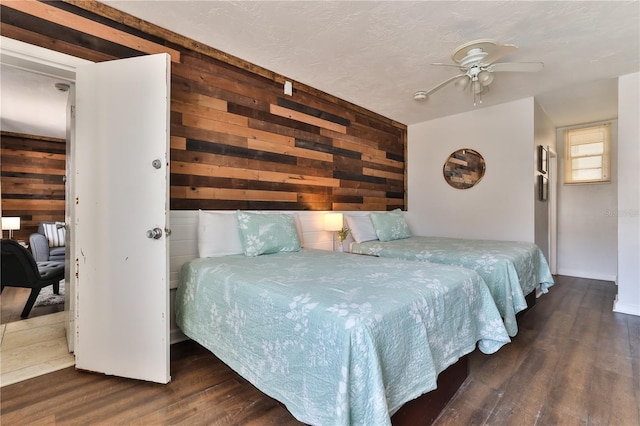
0,38,87,385
0,65,70,324
0,67,73,384
1,37,172,385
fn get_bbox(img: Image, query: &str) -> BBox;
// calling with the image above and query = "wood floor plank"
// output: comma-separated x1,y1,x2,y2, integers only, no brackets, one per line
432,378,501,425
538,337,593,424
484,346,562,425
587,366,640,425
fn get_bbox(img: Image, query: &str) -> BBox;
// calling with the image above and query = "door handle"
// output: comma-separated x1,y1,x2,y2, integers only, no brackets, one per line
146,227,163,239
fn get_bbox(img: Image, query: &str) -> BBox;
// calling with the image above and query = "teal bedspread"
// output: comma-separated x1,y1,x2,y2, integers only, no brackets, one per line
175,249,510,426
351,236,555,337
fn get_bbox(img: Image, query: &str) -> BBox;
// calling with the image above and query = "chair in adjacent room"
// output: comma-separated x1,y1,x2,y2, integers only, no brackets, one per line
29,222,66,263
1,239,65,318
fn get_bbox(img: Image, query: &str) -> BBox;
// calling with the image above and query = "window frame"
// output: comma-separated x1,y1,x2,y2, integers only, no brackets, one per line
564,123,611,184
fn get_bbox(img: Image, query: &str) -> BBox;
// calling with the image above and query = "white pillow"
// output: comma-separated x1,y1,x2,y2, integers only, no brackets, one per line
345,215,378,243
197,210,244,258
42,222,66,247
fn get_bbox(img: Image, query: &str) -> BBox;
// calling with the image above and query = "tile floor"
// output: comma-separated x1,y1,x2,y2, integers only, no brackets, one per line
0,311,75,387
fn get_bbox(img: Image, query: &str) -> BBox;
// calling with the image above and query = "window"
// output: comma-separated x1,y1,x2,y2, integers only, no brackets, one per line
564,124,611,184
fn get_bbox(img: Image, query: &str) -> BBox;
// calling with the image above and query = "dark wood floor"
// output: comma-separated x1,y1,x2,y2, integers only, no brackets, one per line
1,286,65,324
434,276,640,426
1,276,638,425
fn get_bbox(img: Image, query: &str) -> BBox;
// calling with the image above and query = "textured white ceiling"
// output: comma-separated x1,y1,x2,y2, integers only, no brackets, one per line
1,1,638,140
0,64,71,139
101,0,639,126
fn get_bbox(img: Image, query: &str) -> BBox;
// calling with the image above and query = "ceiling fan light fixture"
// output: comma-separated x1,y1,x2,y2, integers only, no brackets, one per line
454,76,470,91
478,70,494,86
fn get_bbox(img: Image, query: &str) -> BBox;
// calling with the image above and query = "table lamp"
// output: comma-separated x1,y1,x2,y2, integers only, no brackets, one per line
2,216,21,239
324,213,348,251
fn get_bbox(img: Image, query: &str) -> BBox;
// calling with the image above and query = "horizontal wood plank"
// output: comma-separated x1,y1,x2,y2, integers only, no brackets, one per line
363,167,405,181
171,161,340,188
171,186,298,202
4,0,181,62
270,104,347,134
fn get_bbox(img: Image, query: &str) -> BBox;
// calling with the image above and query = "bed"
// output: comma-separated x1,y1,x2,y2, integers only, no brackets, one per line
347,211,555,337
176,211,510,425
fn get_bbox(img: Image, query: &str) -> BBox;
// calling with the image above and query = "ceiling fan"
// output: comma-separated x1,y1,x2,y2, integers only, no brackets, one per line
414,39,543,105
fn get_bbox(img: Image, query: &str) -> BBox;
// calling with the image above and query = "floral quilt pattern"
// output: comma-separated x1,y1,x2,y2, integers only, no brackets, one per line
351,236,555,336
176,249,510,426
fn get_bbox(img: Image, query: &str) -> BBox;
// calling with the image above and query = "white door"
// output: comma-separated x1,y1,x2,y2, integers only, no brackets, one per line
74,54,171,383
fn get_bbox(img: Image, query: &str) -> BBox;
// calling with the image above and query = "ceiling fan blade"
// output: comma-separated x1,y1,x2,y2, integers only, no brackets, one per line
424,73,468,96
488,62,544,73
482,44,517,64
431,62,465,69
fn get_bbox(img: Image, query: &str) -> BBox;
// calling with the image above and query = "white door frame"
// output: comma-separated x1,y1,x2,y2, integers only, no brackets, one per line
547,146,558,275
64,83,76,352
1,37,91,353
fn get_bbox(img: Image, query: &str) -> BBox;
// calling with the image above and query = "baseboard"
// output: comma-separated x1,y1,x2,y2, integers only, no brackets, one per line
556,269,617,282
613,297,640,317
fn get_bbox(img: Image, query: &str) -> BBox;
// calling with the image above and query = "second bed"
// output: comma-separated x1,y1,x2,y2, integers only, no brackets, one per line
347,212,555,337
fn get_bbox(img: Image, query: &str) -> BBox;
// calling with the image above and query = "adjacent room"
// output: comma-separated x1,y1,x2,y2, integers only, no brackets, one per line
1,1,638,425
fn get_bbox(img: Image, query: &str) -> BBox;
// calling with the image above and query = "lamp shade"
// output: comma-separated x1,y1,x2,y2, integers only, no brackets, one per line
324,213,344,232
1,216,20,231
478,70,494,86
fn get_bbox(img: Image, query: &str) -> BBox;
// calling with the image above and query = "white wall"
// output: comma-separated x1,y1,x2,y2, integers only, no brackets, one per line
534,102,556,260
614,72,640,316
406,98,535,242
556,120,618,281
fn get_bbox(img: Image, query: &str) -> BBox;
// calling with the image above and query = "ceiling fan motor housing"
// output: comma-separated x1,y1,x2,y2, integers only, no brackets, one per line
460,48,489,67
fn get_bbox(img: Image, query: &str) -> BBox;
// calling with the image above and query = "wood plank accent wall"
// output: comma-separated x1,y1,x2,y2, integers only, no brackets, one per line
1,0,407,212
0,131,66,241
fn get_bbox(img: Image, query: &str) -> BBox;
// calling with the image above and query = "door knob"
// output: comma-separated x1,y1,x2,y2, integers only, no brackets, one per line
146,227,163,239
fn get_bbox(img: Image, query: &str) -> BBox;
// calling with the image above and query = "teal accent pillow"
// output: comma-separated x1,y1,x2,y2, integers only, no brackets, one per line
236,211,301,256
370,209,411,242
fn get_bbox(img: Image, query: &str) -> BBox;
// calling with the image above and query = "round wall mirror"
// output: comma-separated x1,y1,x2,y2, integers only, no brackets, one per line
443,149,486,189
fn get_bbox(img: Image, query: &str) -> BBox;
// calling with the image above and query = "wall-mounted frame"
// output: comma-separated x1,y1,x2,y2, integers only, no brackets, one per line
443,148,486,189
538,174,548,201
537,145,548,174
